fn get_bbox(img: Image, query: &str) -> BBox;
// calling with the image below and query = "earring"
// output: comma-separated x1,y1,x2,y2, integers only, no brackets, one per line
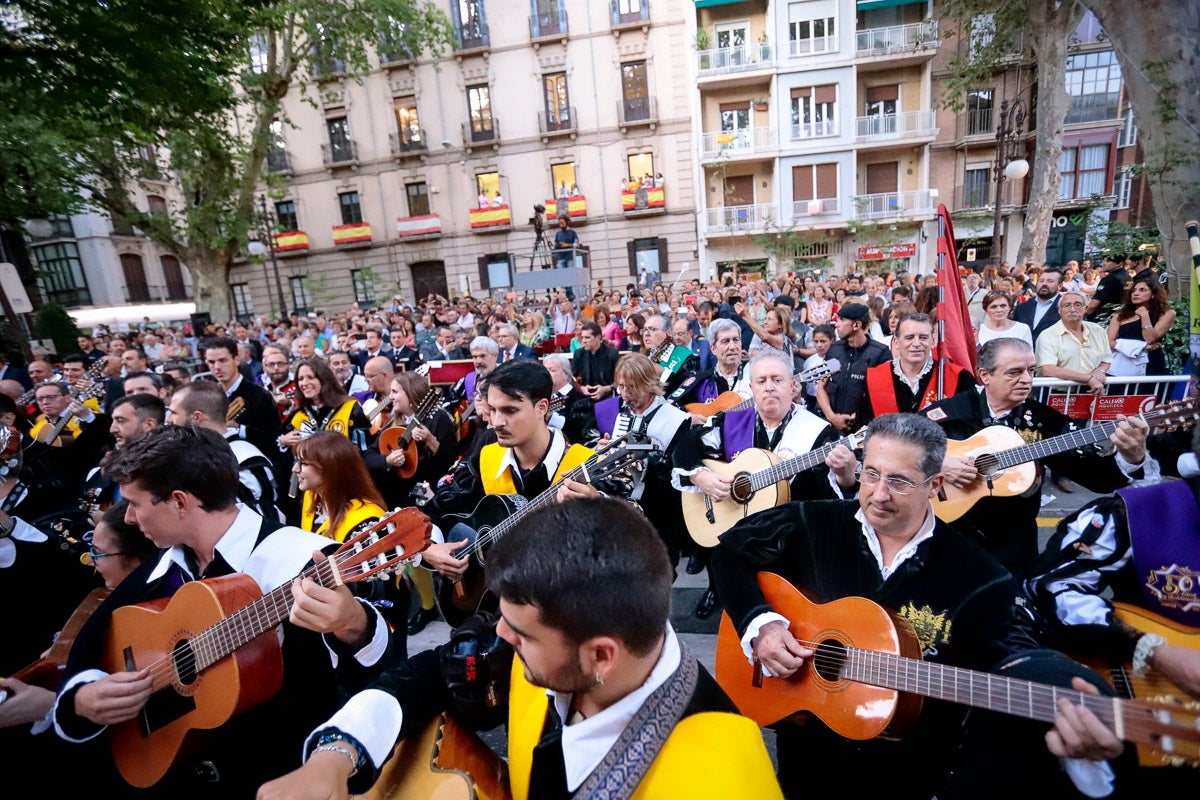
595,673,604,686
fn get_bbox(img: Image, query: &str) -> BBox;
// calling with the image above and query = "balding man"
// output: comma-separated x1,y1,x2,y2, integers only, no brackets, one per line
643,314,700,395
27,360,55,386
358,356,395,431
0,380,24,401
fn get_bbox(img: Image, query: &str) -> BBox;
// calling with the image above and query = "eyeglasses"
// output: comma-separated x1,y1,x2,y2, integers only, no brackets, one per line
81,531,127,564
1059,301,1086,308
859,468,934,496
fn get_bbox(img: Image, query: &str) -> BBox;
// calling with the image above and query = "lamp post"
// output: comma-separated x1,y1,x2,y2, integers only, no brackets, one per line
247,195,288,320
990,98,1030,266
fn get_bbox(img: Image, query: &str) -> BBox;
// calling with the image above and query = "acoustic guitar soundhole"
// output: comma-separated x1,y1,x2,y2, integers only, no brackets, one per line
730,473,754,503
172,639,199,685
973,452,999,475
812,639,848,682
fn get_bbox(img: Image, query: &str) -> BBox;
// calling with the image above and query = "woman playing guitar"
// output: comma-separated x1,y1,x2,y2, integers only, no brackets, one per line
278,357,371,451
364,371,458,508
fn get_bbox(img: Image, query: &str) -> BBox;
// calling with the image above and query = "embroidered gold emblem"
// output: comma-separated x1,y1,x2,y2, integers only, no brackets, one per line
1145,564,1200,614
1017,427,1042,444
328,419,347,433
898,602,953,654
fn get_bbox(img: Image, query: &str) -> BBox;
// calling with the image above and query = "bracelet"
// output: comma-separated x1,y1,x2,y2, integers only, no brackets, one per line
1142,325,1154,330
312,743,359,777
314,731,367,776
1132,632,1166,677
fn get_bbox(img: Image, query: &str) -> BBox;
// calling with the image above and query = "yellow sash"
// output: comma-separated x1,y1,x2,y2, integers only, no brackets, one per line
478,440,593,495
291,398,357,435
30,414,84,441
302,497,385,543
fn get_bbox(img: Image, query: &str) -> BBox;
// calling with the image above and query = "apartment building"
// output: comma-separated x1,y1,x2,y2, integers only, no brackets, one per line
693,0,942,279
228,0,698,316
929,9,1151,269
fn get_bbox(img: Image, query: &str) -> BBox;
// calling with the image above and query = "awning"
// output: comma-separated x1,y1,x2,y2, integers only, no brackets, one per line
857,0,927,10
695,0,747,8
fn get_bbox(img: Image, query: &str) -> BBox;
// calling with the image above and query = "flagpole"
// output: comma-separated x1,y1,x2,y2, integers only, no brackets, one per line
936,214,946,400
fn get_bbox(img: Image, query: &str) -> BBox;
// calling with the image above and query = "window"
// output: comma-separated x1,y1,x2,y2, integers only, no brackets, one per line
248,34,269,73
311,25,345,76
476,171,501,204
1118,103,1138,148
33,241,91,307
532,0,564,37
621,61,650,122
614,0,646,25
1059,142,1110,200
628,237,666,279
467,84,494,141
339,192,363,225
267,120,289,171
161,255,188,301
275,201,298,232
963,166,991,208
966,89,994,135
789,16,836,55
790,85,837,138
1065,51,1122,124
290,276,313,314
326,117,353,162
394,98,423,148
147,195,168,216
455,0,487,49
351,270,376,305
551,163,577,198
1115,167,1133,209
714,21,749,66
406,182,430,217
48,214,74,238
543,73,571,131
862,85,898,135
232,283,254,317
380,18,414,63
120,253,151,303
792,163,839,203
968,13,994,59
627,153,654,184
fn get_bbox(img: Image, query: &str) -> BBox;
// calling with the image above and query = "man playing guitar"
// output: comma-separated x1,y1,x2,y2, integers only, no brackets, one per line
260,343,295,420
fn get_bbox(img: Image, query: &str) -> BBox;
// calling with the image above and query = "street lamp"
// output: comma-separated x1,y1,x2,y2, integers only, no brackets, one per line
247,195,288,319
990,98,1029,266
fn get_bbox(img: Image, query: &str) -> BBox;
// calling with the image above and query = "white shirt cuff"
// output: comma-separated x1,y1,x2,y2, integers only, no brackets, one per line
741,612,791,677
1063,757,1115,798
306,688,404,770
52,669,110,742
670,466,705,493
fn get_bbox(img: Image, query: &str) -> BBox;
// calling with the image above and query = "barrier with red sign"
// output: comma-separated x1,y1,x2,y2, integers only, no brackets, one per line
1046,393,1157,420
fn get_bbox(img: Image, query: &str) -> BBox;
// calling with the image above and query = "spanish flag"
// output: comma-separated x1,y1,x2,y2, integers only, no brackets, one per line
273,230,309,252
544,196,588,218
332,222,373,245
469,205,512,229
621,187,665,211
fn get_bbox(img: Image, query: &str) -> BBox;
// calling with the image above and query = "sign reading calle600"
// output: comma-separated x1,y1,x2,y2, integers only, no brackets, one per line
1047,393,1156,421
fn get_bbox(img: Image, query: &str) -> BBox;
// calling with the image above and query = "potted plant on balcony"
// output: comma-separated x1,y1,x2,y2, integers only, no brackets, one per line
754,97,769,112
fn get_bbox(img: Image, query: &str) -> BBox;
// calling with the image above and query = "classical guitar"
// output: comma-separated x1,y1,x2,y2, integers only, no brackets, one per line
434,435,655,628
681,428,867,548
682,359,841,419
715,573,1200,765
102,507,432,788
1077,602,1200,767
361,395,394,436
33,380,107,446
12,587,111,691
935,397,1199,522
225,396,245,422
357,712,512,800
378,386,446,479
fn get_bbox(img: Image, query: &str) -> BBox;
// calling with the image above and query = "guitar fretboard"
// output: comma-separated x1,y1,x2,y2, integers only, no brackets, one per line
750,438,848,492
992,420,1120,470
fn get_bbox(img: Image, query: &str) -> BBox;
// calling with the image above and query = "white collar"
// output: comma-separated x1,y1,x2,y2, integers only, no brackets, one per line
493,429,567,482
146,505,262,582
223,373,244,396
892,356,933,392
855,505,937,580
549,625,681,792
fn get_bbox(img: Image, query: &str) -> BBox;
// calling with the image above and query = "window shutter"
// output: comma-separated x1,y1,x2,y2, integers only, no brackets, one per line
627,240,638,277
656,237,669,274
478,256,490,291
790,86,812,99
815,163,838,199
718,101,751,113
865,85,899,104
792,165,814,201
814,84,837,105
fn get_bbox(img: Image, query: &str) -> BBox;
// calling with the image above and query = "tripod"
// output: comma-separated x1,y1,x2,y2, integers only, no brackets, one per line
531,226,553,271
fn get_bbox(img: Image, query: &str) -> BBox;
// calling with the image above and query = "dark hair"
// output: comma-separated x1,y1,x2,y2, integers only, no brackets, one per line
890,285,912,300
123,347,148,363
0,394,16,417
99,500,159,562
580,322,602,337
101,425,239,511
201,336,239,360
175,380,228,422
123,370,162,389
112,392,166,425
812,324,835,340
863,413,947,478
487,359,552,404
486,498,672,656
63,354,87,367
294,357,349,412
981,291,1013,311
895,312,934,336
294,432,386,537
1117,277,1168,322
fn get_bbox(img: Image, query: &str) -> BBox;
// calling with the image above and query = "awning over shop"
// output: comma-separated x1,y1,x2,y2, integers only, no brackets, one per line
857,0,927,10
695,0,748,8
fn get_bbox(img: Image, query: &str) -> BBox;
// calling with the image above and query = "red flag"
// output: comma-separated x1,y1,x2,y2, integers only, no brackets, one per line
935,204,977,375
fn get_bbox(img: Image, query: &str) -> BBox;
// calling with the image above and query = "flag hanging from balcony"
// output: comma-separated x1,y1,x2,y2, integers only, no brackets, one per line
544,196,588,218
935,203,977,382
273,230,309,252
396,215,442,237
469,205,512,229
332,222,372,244
621,187,665,211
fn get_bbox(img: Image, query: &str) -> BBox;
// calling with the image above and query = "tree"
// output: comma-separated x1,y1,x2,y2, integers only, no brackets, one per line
937,0,1085,268
1081,0,1200,296
33,304,82,358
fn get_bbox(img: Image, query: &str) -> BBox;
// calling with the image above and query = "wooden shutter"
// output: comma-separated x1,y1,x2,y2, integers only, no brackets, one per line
656,237,668,274
478,255,489,291
792,165,814,201
815,163,838,200
865,85,899,103
627,240,638,277
790,87,812,99
865,162,899,194
718,101,751,113
814,84,837,105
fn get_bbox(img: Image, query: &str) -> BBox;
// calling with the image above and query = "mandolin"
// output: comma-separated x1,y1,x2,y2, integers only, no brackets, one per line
935,397,1198,522
102,507,432,788
716,573,1200,765
680,428,866,547
434,435,655,627
682,359,841,419
225,396,245,422
378,387,446,479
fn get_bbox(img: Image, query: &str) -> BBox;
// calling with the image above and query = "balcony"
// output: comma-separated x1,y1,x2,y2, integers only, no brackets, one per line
538,107,577,140
622,185,665,214
617,96,657,132
960,107,995,139
530,7,568,43
696,43,774,83
610,0,649,33
789,34,838,58
396,214,442,240
854,110,938,144
455,24,490,54
951,183,1016,213
544,195,587,219
853,189,937,220
791,119,839,141
379,42,414,66
462,119,500,151
469,205,512,231
700,127,775,161
389,130,428,159
332,222,372,246
855,20,939,66
321,139,358,168
790,197,842,222
272,230,310,253
1064,93,1121,126
265,149,292,174
703,203,778,235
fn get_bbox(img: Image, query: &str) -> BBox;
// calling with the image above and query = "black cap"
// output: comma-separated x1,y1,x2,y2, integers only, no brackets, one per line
837,303,870,322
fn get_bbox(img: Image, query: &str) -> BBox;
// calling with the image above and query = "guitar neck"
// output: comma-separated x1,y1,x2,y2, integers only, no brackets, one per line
749,438,842,492
993,418,1123,470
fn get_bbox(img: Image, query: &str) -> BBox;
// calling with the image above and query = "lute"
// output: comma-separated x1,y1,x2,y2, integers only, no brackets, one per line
378,386,446,479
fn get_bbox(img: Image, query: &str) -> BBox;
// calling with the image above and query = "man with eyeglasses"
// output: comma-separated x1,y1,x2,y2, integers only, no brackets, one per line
1035,291,1112,397
642,314,699,396
926,338,1150,573
712,412,1130,799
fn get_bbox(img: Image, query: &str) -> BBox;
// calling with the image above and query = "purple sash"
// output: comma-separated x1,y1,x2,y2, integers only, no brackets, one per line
1119,480,1200,626
695,377,721,404
464,370,478,399
595,396,621,437
722,407,757,461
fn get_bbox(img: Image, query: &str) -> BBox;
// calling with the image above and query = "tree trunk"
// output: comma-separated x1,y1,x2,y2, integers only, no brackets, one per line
1085,0,1200,297
185,245,233,324
1016,1,1085,267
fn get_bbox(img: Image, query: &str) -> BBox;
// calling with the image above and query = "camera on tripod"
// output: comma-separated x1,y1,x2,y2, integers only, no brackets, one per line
529,203,546,234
